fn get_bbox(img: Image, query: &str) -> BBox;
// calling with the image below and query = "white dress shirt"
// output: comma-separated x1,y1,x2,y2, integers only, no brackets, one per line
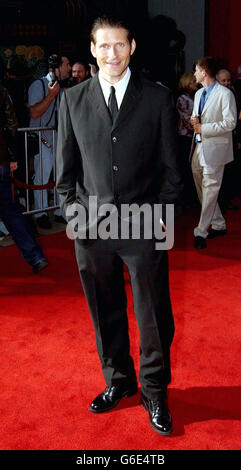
98,67,131,109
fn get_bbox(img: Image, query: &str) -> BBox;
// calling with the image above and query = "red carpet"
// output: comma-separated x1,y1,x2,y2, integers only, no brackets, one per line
0,201,241,450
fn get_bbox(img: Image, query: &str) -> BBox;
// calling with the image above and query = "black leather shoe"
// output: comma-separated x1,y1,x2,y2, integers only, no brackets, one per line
89,383,138,413
194,236,207,249
141,390,172,436
32,259,48,274
207,228,227,239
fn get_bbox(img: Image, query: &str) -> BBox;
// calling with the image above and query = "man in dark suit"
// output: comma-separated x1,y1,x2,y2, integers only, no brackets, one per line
57,16,182,435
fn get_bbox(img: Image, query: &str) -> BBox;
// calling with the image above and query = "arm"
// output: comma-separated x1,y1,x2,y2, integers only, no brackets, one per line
158,89,183,206
56,91,82,221
190,92,201,132
29,80,60,119
201,90,237,137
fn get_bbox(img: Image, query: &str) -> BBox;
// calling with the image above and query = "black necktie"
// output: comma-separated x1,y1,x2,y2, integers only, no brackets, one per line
108,86,118,122
198,89,207,115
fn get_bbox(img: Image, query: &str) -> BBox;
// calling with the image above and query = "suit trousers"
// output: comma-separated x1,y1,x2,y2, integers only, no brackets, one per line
191,144,226,238
75,235,174,401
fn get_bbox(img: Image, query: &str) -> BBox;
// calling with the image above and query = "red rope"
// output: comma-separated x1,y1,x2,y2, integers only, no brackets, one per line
13,178,56,190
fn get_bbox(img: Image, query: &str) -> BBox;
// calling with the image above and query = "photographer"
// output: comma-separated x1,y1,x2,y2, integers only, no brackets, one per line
28,54,71,228
0,56,48,273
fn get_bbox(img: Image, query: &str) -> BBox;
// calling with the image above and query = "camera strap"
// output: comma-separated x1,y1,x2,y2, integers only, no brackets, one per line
46,96,57,128
39,77,57,128
36,78,45,130
39,78,45,98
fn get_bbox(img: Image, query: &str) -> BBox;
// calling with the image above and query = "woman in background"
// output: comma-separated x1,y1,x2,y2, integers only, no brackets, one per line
176,72,198,205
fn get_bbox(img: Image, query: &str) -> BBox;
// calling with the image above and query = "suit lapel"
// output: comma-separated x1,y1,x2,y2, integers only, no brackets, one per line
87,74,112,125
112,74,143,130
201,82,219,115
87,72,143,130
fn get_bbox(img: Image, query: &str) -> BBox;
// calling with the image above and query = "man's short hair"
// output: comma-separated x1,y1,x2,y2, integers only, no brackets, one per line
195,56,218,78
48,54,62,71
90,15,133,44
216,68,231,79
73,60,88,70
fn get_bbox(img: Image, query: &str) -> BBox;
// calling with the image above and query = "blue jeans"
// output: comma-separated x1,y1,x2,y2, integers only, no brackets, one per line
0,164,45,266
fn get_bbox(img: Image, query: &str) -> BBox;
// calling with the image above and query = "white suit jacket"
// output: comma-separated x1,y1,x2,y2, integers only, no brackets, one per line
191,82,237,166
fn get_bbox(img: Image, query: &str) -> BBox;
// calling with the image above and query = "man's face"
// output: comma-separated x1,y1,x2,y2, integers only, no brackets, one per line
58,57,71,80
91,27,136,83
217,70,231,88
72,63,89,83
194,65,205,85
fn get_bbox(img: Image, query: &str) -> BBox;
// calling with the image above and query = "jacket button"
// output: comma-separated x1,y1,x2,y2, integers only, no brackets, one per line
113,165,118,171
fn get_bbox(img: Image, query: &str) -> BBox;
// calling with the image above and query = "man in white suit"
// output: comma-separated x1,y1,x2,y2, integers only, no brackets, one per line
190,57,237,249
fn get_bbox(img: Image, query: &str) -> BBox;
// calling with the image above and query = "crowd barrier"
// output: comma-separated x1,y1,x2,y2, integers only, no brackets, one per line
16,126,59,216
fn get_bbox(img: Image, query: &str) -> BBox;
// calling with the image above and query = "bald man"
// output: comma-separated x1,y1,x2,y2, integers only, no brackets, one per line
216,68,240,211
216,69,232,89
72,61,89,84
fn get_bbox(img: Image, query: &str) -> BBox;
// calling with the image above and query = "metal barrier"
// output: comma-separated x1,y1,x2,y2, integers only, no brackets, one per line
16,126,59,216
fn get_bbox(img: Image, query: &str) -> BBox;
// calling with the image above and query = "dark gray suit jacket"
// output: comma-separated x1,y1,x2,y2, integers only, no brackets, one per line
56,71,183,220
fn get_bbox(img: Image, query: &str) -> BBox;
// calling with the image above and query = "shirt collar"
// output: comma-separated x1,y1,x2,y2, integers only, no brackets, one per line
203,80,216,97
98,67,131,108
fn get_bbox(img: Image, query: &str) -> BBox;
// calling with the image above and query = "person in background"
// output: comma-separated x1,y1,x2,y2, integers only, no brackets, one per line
216,68,240,211
71,61,90,84
0,65,48,274
234,70,241,197
176,72,198,205
190,57,237,249
216,68,232,89
28,54,71,229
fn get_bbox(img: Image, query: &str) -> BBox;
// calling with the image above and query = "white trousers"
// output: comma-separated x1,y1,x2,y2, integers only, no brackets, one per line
191,144,226,238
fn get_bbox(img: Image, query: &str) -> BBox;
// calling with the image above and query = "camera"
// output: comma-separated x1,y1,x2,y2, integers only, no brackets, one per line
48,54,61,85
50,74,78,89
58,76,78,88
48,54,77,88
